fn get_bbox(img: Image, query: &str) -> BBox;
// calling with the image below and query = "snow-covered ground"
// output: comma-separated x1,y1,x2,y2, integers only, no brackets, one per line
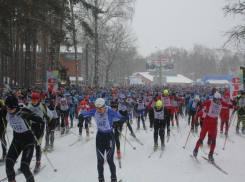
1,116,245,182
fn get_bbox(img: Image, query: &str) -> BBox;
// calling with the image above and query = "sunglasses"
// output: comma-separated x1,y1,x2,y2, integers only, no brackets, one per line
45,102,50,105
96,107,104,111
216,99,221,102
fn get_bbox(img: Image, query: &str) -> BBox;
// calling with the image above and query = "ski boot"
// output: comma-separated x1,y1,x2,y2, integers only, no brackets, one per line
236,127,239,133
0,154,6,163
195,127,198,134
61,128,65,135
130,132,136,138
224,131,228,137
98,176,105,182
161,143,165,150
220,130,223,135
66,125,70,133
43,145,49,152
143,125,147,130
49,144,54,151
117,150,121,159
154,143,158,150
208,152,214,163
176,123,179,128
70,123,73,128
86,132,90,137
193,148,198,157
137,125,140,130
111,175,117,182
34,161,41,173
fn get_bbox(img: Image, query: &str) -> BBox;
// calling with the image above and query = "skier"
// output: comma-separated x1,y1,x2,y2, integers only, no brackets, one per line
185,92,195,125
170,92,184,127
149,100,170,150
57,98,71,134
118,94,136,137
125,95,134,124
27,93,53,172
110,101,122,159
193,92,232,162
5,96,44,182
78,98,126,182
187,95,201,133
134,99,146,130
76,100,90,136
44,98,58,151
233,90,245,134
220,91,233,136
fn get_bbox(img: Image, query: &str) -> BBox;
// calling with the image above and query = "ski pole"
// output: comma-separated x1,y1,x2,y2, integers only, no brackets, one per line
170,130,175,136
223,111,235,150
183,119,195,149
118,130,136,150
124,124,128,154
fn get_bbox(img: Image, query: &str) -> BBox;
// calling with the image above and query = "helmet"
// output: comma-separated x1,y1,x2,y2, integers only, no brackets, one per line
163,90,168,95
5,96,19,108
95,98,105,108
156,100,162,107
31,93,40,99
194,95,200,100
110,101,118,108
61,98,66,102
214,92,221,99
80,101,86,105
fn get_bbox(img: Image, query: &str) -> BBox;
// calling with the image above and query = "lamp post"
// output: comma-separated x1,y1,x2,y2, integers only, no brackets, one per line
155,47,164,86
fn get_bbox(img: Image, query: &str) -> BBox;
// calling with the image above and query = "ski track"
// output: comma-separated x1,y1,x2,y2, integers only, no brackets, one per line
0,117,244,182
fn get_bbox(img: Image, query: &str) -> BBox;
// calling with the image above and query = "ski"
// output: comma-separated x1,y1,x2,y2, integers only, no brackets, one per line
131,136,143,145
60,132,71,138
79,137,93,147
190,155,201,164
69,138,83,146
0,167,33,182
33,164,47,175
202,156,228,175
159,147,165,158
148,148,157,158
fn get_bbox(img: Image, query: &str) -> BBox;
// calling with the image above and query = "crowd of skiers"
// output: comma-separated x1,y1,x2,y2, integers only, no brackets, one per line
0,84,244,182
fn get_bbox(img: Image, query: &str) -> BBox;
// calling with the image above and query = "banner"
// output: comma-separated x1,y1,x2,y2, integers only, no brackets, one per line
240,66,245,85
46,70,59,91
146,57,174,71
229,69,244,99
129,76,142,85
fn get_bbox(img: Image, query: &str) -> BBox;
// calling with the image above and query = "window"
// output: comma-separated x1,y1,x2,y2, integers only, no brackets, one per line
36,74,41,81
36,62,41,69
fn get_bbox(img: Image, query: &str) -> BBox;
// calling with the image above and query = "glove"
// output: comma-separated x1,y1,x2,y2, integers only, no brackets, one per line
18,111,31,119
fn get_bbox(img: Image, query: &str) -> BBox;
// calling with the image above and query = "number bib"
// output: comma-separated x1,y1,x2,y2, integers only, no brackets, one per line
162,97,170,107
7,110,28,133
208,101,222,118
94,108,111,132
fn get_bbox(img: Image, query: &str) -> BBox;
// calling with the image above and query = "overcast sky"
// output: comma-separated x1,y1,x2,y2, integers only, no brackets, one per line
132,0,243,57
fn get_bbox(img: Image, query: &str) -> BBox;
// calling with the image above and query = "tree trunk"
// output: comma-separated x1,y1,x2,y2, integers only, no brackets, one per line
86,43,89,86
70,0,78,85
94,0,99,88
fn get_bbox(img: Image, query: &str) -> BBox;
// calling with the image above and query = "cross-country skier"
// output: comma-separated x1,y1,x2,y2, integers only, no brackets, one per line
5,96,44,182
193,92,232,162
78,98,126,182
233,90,245,134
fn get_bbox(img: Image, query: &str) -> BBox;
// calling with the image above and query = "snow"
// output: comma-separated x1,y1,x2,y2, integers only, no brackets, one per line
167,74,194,84
1,116,245,182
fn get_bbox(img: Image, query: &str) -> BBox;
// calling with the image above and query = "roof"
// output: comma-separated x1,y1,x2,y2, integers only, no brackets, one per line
69,76,83,81
133,72,153,81
167,74,194,84
206,80,229,84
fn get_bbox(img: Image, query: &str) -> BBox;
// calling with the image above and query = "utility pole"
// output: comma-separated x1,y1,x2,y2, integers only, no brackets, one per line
156,47,163,86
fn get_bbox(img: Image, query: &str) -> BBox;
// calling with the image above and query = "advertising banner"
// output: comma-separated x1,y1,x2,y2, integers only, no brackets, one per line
129,76,142,85
46,70,59,91
146,57,174,71
229,69,244,99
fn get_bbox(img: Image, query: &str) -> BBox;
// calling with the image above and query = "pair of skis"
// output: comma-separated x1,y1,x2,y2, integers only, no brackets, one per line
148,147,165,158
190,155,228,175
